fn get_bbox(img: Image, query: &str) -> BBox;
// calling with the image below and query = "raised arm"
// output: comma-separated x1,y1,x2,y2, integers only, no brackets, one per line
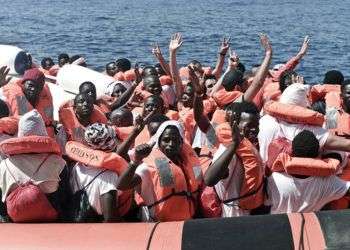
117,143,153,190
109,66,142,111
204,121,241,186
169,33,184,101
212,37,230,79
243,34,272,102
0,66,12,87
152,43,171,76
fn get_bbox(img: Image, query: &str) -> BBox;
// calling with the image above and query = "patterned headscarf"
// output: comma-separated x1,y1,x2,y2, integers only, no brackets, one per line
84,123,119,151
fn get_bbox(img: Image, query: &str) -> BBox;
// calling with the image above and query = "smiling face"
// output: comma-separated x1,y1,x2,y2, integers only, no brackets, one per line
144,76,162,95
159,126,183,159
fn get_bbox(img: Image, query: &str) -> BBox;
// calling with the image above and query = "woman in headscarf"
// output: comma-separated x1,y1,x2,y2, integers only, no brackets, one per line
117,120,203,222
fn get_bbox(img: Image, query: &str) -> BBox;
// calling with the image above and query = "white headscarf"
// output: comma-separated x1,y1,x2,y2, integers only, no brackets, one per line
18,109,48,137
279,83,311,108
149,120,184,148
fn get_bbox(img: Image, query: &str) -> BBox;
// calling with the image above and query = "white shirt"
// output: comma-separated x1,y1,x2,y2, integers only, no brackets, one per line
258,114,330,163
212,144,250,217
267,172,350,214
70,163,119,215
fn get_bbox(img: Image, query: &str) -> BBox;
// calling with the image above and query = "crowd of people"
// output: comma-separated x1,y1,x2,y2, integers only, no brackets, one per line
1,32,350,223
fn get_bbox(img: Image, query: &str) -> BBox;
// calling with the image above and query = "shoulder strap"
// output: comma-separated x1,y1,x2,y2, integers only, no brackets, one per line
147,188,199,209
81,169,108,191
222,179,264,204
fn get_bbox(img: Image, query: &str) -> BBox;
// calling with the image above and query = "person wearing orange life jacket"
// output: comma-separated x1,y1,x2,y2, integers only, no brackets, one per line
0,100,18,144
0,68,55,137
267,130,350,214
0,110,65,221
118,120,203,222
203,101,264,217
59,93,107,143
39,57,55,75
68,123,138,222
107,107,134,142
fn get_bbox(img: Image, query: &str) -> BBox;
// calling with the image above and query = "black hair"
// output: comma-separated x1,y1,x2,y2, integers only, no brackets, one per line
147,113,169,125
73,93,90,107
228,101,259,124
69,55,86,66
154,63,166,76
279,70,298,93
142,65,158,77
0,100,9,118
79,81,96,93
106,61,115,67
41,57,54,68
115,58,131,72
143,75,160,86
321,152,343,163
204,74,217,80
146,94,164,106
189,60,202,68
311,100,326,115
340,79,350,92
222,69,244,92
237,62,246,74
109,107,133,120
323,70,344,85
58,53,69,61
292,130,319,158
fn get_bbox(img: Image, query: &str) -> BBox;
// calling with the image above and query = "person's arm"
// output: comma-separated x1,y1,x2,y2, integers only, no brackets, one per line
211,37,230,79
324,134,350,152
169,33,184,101
204,121,241,186
188,66,212,133
117,143,153,190
109,67,142,111
152,43,171,76
210,49,239,97
100,190,120,222
243,34,272,102
0,66,12,87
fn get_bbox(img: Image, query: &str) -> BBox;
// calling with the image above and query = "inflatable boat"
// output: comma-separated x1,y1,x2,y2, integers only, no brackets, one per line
0,209,349,249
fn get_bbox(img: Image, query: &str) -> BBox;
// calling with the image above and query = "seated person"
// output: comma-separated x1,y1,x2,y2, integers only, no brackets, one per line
267,130,350,213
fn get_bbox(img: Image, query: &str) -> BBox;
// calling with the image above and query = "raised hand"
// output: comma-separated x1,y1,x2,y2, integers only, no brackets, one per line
152,43,162,58
231,119,242,145
134,109,156,133
134,143,154,163
134,63,142,84
188,66,204,95
219,37,230,55
228,48,239,70
298,36,310,57
0,66,12,87
169,33,183,52
259,33,272,55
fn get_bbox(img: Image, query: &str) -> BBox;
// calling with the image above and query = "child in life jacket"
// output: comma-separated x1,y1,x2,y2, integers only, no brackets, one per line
0,110,66,221
203,101,264,217
266,130,350,214
117,120,203,222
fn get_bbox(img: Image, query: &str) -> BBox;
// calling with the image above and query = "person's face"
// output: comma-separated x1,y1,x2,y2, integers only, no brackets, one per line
80,85,97,102
147,121,161,136
144,97,163,116
112,84,126,98
44,59,54,70
236,112,260,146
181,85,194,107
23,80,44,101
144,78,162,96
159,127,182,158
74,95,94,117
341,85,350,112
109,111,133,127
205,78,216,96
59,58,69,67
106,63,118,77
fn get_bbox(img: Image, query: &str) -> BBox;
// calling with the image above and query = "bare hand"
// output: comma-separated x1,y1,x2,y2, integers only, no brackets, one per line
231,119,242,145
152,43,162,58
134,109,156,133
0,66,12,87
259,33,272,55
134,63,142,84
291,74,304,85
169,33,183,52
228,49,239,70
219,37,230,55
298,36,310,57
134,143,154,163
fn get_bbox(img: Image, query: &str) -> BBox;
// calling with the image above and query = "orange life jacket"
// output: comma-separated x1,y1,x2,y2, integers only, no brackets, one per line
212,89,243,108
211,109,227,126
262,82,281,103
0,116,19,135
0,135,61,156
114,126,134,142
267,137,292,173
263,101,325,126
179,67,212,81
65,141,128,175
139,143,202,221
2,80,54,136
235,138,265,210
95,95,116,113
114,72,126,81
271,153,340,177
179,108,196,144
59,107,107,142
214,122,232,146
309,84,340,104
159,75,173,86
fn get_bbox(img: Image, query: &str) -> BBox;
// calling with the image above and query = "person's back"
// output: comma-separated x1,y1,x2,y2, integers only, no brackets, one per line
267,130,350,214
